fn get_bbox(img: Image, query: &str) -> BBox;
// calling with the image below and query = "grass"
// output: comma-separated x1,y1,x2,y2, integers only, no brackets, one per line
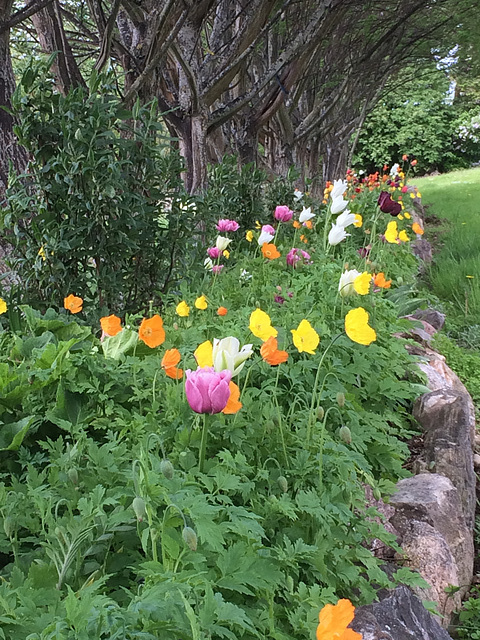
413,167,480,321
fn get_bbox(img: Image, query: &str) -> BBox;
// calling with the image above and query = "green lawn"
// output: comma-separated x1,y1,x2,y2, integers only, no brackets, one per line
413,167,480,323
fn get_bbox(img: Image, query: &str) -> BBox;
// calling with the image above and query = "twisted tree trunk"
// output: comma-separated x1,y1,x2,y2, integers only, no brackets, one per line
0,0,27,195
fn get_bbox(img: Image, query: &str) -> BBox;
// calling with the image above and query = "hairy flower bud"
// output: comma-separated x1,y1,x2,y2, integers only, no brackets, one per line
160,459,174,479
277,476,288,493
336,392,346,407
316,406,325,421
339,425,352,445
132,496,147,522
67,467,79,485
182,526,198,551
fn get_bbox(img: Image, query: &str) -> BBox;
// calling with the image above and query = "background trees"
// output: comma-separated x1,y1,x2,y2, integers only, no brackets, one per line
1,0,479,193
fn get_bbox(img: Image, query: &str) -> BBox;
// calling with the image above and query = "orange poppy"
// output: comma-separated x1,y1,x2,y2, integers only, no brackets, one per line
217,306,228,316
293,220,302,229
373,272,392,289
165,367,184,380
64,294,83,314
316,599,361,640
262,243,281,260
138,315,165,348
304,220,313,229
300,234,308,244
100,314,122,336
161,349,183,379
222,381,242,414
412,222,424,235
260,336,289,366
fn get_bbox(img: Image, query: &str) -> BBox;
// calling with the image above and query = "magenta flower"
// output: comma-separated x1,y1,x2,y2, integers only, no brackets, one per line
207,247,221,259
274,295,285,305
212,265,224,274
274,205,293,222
185,367,232,414
357,246,371,259
286,248,311,267
377,191,401,216
216,219,240,232
262,224,275,234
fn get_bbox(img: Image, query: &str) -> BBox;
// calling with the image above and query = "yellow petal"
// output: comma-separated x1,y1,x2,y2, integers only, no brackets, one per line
194,340,213,367
291,319,319,354
353,272,371,295
384,221,398,244
249,309,278,341
345,307,376,345
176,301,190,317
195,295,208,310
0,298,7,315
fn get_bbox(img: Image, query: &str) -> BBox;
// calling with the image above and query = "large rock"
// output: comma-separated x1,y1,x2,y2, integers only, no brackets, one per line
413,389,476,530
351,585,453,639
390,474,474,604
396,520,461,621
412,309,446,331
407,344,476,431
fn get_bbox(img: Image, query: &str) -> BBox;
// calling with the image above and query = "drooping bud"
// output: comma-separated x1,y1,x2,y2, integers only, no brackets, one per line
336,392,345,407
182,526,198,551
160,459,174,479
316,406,325,421
132,496,147,522
373,487,382,501
67,467,79,485
339,425,352,445
277,476,288,493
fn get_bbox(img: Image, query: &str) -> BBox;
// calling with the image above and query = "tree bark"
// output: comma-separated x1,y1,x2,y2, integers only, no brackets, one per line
0,0,27,195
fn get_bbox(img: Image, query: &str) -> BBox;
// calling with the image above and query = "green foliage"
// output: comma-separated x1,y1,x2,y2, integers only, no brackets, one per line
0,153,431,637
354,65,466,174
457,588,480,639
1,63,196,319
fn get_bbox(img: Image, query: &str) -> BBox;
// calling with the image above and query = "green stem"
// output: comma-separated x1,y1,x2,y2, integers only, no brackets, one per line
198,413,209,473
318,406,344,493
306,334,342,445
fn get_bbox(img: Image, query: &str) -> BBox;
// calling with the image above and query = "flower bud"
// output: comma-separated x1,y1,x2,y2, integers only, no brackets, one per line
277,476,288,493
132,496,146,522
316,406,325,421
336,392,345,407
182,526,198,551
67,467,79,485
160,459,174,479
339,425,352,445
272,415,281,427
373,487,382,501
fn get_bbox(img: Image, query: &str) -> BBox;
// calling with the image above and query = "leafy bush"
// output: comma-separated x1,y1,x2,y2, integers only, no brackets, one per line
1,63,197,319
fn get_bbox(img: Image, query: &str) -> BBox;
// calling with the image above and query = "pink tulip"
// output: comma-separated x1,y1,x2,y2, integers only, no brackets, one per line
185,367,232,414
262,224,275,234
274,205,293,222
216,219,240,232
286,248,311,267
212,264,224,274
207,247,221,259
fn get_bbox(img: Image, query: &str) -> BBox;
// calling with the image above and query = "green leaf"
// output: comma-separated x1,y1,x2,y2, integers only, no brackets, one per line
0,415,38,450
102,329,139,360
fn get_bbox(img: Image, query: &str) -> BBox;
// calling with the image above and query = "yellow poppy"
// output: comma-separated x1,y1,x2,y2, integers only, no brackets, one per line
249,309,278,341
353,272,371,295
246,230,254,242
345,308,376,346
291,319,319,355
0,298,7,315
195,295,208,310
194,340,213,367
176,301,190,317
353,214,363,228
398,230,410,242
384,221,399,244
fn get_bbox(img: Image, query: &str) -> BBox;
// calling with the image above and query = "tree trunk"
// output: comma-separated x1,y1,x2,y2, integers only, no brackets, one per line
31,0,85,94
0,0,27,195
